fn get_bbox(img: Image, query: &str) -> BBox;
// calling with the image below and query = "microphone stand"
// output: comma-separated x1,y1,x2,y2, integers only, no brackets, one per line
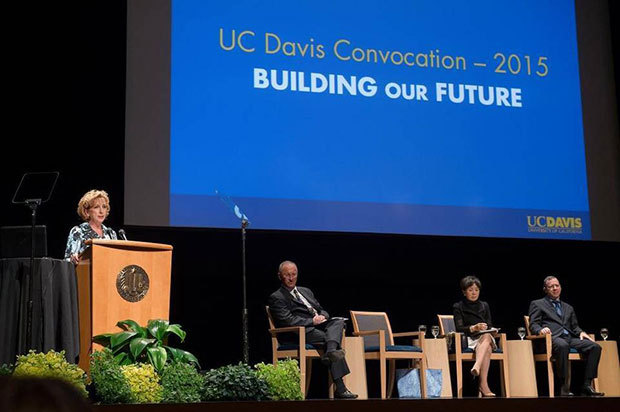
215,190,251,364
241,217,249,364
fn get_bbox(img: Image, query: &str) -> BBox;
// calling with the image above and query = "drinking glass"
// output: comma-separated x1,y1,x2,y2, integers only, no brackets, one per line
517,327,526,340
418,324,427,337
600,328,609,341
431,325,440,339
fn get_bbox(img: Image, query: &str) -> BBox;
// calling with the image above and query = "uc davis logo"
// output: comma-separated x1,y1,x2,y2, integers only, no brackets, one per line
527,216,582,234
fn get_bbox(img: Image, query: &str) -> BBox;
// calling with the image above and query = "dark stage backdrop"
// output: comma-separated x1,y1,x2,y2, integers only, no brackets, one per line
1,1,619,397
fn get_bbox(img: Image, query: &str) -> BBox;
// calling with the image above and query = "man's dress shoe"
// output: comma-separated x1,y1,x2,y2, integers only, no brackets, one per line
334,389,358,399
560,384,573,397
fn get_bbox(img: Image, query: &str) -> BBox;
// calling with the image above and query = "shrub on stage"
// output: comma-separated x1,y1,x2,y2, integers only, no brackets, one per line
202,363,269,401
90,348,132,404
0,363,13,376
12,350,87,397
161,362,204,403
120,363,163,403
255,360,303,400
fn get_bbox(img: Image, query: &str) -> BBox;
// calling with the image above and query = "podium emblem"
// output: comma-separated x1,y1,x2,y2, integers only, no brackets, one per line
116,265,150,302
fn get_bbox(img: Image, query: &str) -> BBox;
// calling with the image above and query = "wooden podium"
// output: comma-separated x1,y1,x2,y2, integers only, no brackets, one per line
75,239,172,372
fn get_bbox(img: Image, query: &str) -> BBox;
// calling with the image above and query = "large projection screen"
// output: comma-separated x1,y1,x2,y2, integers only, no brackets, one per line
125,0,620,241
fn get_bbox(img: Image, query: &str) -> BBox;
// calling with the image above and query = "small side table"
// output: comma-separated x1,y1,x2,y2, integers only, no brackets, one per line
423,337,453,397
342,336,368,399
506,340,538,397
596,340,620,397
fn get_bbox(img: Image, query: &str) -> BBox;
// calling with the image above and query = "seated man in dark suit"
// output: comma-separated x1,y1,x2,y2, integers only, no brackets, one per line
528,275,603,397
268,260,357,399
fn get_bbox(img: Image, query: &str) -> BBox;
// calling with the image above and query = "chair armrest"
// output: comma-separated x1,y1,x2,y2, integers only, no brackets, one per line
451,332,464,354
393,331,426,350
269,326,305,337
393,331,424,338
526,334,547,340
497,333,507,349
353,330,382,337
526,333,552,356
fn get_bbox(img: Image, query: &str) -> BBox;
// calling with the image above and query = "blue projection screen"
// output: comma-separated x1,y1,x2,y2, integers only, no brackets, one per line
169,0,590,239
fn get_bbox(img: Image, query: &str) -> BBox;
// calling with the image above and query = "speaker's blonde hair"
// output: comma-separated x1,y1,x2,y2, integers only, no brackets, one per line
77,190,110,221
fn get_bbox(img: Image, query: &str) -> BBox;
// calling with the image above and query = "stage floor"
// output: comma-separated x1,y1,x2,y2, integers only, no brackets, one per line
93,396,619,412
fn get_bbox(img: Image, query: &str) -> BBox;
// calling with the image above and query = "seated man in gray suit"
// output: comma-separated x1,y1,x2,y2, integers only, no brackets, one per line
268,260,357,399
528,275,603,397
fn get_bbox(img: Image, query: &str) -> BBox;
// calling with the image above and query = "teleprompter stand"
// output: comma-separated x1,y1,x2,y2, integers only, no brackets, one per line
11,171,59,354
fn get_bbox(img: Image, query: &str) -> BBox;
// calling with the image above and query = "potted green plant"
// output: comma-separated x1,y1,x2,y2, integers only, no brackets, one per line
93,319,199,373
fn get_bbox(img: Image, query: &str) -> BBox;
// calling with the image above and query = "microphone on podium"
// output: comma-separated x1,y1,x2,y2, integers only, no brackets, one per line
118,229,128,240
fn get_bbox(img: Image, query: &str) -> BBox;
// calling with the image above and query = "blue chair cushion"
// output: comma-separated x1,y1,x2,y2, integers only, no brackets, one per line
533,347,579,355
365,344,422,352
460,347,503,353
277,343,318,350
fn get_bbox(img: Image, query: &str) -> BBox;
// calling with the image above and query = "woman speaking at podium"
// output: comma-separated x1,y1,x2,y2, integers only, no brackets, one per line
64,189,117,264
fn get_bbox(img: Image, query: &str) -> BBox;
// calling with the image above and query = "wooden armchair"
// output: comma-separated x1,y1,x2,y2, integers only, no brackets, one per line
350,310,427,399
265,306,322,398
523,315,598,397
437,314,510,398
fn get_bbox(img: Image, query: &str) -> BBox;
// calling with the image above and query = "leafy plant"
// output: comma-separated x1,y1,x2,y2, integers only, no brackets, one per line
12,350,87,397
0,363,13,376
90,348,132,404
93,319,199,373
202,363,269,401
255,360,303,400
120,363,163,403
161,362,204,403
